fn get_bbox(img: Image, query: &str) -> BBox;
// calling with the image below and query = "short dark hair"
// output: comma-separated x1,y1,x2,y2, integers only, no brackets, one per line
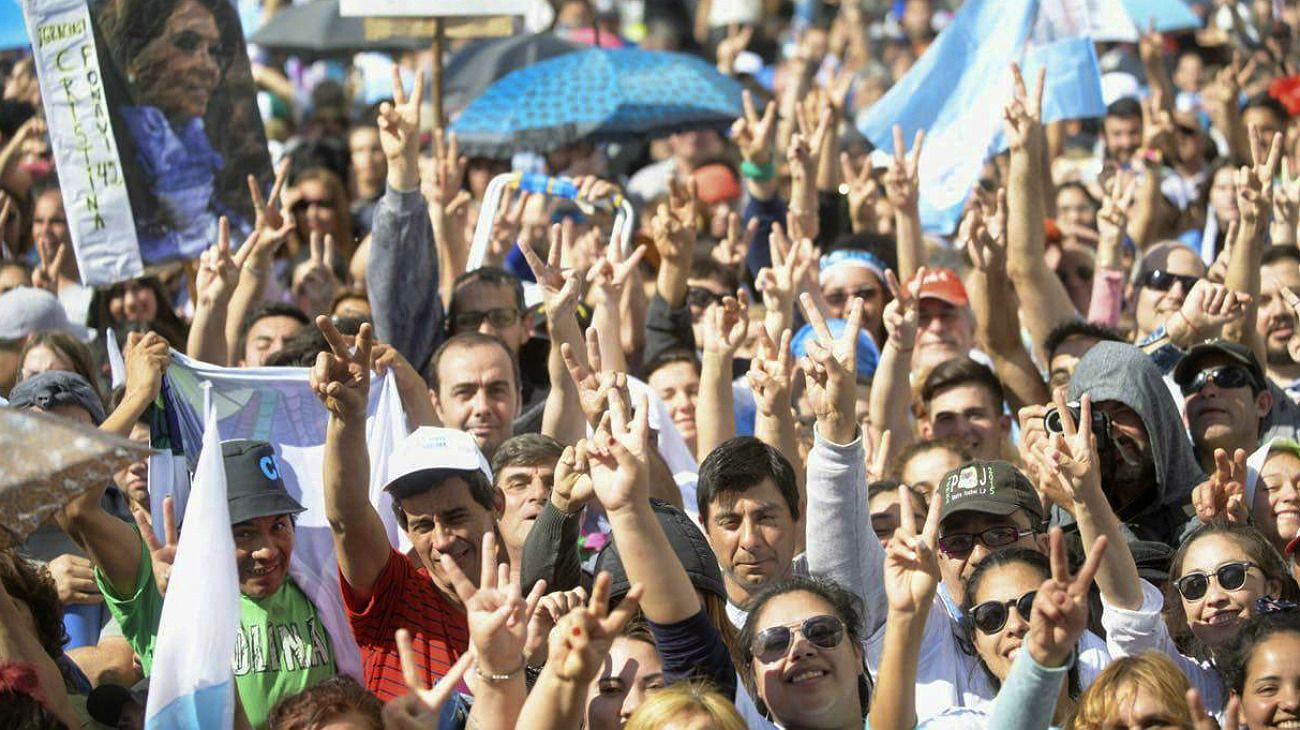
425,331,521,395
236,301,309,357
1243,92,1289,122
689,254,740,293
867,479,928,512
1106,97,1143,120
449,267,526,329
388,469,497,530
1056,181,1098,210
1262,245,1300,269
696,437,799,522
0,551,66,660
266,675,382,730
1223,610,1300,696
1043,320,1124,361
263,315,369,368
920,358,1005,412
490,433,563,487
642,348,701,381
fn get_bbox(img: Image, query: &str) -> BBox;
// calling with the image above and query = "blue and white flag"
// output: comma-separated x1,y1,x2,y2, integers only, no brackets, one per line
858,0,1106,234
145,386,237,730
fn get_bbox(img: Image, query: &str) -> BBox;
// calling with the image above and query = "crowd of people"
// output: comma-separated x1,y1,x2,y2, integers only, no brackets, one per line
4,0,1300,728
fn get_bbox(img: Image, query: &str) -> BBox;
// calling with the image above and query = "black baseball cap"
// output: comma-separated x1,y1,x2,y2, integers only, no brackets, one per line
938,460,1044,526
595,499,726,602
8,370,105,425
221,440,305,525
1173,339,1268,392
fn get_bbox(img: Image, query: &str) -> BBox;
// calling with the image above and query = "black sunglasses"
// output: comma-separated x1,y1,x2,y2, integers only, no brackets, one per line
1180,365,1256,396
452,307,519,331
938,526,1037,558
686,287,727,309
292,198,337,213
1140,269,1200,292
751,614,845,662
1174,561,1258,602
971,591,1036,634
824,287,877,308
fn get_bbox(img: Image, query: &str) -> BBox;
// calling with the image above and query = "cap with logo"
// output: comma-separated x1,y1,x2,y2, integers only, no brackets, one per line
383,427,493,495
1173,339,1268,392
914,267,968,307
938,460,1044,527
222,440,305,525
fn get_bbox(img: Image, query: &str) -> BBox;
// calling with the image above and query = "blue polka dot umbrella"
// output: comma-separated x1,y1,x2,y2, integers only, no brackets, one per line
450,48,746,157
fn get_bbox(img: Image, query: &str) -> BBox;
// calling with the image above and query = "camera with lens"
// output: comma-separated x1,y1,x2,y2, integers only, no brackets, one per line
1043,401,1113,454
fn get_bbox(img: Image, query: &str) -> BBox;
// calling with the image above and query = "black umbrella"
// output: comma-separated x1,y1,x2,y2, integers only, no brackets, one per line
250,0,432,55
443,32,581,114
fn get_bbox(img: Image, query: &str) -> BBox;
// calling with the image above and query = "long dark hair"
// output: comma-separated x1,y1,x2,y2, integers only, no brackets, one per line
1221,609,1300,696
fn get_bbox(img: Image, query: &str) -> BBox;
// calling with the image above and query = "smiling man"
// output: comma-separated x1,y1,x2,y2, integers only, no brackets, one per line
427,332,522,460
490,434,562,577
1175,340,1273,472
918,358,1010,461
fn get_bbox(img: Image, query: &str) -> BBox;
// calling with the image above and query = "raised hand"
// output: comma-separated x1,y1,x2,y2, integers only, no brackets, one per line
123,331,172,403
524,585,589,663
1187,688,1239,730
377,65,425,190
427,129,467,209
962,190,1007,273
731,89,778,166
747,329,795,418
1027,529,1106,667
754,223,814,327
292,232,341,318
1168,279,1250,346
442,531,545,677
1237,125,1282,225
561,328,628,428
715,23,753,75
0,191,15,257
700,290,750,359
488,190,532,265
242,159,295,266
798,291,864,441
840,152,881,233
520,222,582,323
650,198,696,271
1137,18,1164,67
883,124,924,212
883,486,942,614
1272,157,1300,245
382,630,474,730
47,554,101,606
712,212,756,270
1030,393,1103,511
586,389,651,515
882,268,919,351
1192,447,1250,524
195,217,239,305
586,221,647,302
309,316,373,420
31,235,68,294
1002,63,1045,154
867,429,893,483
551,441,596,516
1140,92,1176,157
1096,170,1137,258
131,495,177,597
545,572,643,684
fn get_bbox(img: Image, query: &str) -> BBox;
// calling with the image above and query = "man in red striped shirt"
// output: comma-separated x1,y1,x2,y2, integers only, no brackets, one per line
314,317,504,699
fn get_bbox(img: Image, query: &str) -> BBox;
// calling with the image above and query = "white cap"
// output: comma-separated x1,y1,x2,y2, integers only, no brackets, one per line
0,287,91,341
383,427,493,494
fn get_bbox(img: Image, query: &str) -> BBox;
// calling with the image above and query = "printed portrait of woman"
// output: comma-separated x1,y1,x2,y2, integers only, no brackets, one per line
92,0,269,263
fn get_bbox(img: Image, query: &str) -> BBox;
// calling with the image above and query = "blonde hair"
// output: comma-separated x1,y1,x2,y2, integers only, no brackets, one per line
623,680,746,730
1067,652,1192,730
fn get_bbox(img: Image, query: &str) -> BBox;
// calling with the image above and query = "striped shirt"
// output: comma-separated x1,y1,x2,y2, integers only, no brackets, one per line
341,549,469,700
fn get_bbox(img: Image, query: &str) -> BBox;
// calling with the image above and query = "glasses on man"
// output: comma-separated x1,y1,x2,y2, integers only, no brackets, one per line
1173,561,1259,602
170,30,234,71
1179,365,1255,396
938,526,1037,558
970,591,1036,634
685,287,727,310
292,198,337,214
1139,269,1200,293
823,287,878,308
750,614,846,663
452,308,520,332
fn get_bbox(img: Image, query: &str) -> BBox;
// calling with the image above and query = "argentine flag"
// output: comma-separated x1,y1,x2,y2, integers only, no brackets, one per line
145,386,239,729
859,0,1107,234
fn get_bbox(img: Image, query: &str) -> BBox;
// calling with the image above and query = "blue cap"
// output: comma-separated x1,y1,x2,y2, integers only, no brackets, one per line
819,249,889,286
790,319,880,380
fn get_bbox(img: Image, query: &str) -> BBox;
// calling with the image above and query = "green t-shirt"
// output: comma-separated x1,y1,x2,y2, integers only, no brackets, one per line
96,536,337,729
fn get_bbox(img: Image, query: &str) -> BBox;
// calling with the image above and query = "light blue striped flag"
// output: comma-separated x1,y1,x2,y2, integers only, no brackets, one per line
858,0,1106,234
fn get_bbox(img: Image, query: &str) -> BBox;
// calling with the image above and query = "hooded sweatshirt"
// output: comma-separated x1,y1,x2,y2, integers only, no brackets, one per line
1068,342,1204,545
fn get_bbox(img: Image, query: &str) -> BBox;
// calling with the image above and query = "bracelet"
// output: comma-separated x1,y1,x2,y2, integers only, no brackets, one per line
475,658,526,683
1174,310,1203,341
888,339,914,354
741,158,776,182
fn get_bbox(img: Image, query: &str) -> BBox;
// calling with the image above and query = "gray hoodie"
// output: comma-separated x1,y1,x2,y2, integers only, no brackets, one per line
1068,341,1203,545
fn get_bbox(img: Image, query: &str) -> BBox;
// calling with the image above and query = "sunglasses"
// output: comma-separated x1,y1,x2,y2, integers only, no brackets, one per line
1140,269,1200,293
824,287,878,308
751,614,845,663
686,287,727,309
452,307,519,331
971,591,1036,634
938,526,1037,558
1174,561,1259,602
1180,365,1255,396
169,29,233,70
292,198,337,213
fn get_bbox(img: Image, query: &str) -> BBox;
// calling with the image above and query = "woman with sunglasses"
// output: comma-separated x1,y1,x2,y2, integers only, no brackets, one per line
1030,395,1300,719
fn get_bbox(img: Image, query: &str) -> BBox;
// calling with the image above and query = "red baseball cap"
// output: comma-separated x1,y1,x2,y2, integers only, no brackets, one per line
915,267,968,307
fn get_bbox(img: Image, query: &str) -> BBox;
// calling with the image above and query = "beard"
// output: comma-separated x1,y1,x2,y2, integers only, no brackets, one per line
1101,446,1159,519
